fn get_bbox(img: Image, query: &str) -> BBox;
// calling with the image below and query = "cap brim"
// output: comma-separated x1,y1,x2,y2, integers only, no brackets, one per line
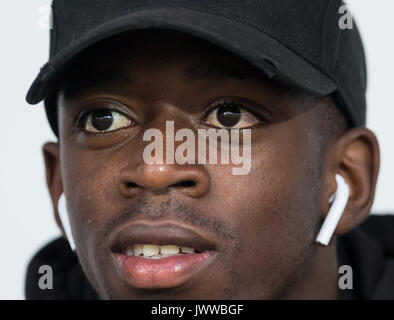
26,7,337,104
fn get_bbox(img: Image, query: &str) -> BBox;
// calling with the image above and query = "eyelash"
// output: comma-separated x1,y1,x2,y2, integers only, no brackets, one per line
74,102,131,132
201,98,267,128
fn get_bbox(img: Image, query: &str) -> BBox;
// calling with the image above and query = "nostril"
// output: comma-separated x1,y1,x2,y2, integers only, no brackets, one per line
118,166,209,198
172,180,196,188
126,182,138,188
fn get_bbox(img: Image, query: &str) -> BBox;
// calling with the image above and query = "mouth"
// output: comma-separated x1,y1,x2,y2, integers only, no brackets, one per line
110,222,217,289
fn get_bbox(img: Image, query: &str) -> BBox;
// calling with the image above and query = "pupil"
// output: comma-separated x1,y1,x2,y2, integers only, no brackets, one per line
91,109,113,131
217,104,241,127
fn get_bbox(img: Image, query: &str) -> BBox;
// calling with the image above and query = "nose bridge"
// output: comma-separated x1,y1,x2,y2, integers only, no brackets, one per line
117,118,210,198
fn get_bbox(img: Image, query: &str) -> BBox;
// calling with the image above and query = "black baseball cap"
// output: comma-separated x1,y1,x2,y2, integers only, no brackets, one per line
26,0,367,135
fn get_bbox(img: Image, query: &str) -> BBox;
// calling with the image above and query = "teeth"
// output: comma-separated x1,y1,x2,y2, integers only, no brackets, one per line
124,244,199,257
181,246,195,254
161,245,180,255
134,244,143,256
142,244,160,257
126,248,134,256
149,254,163,259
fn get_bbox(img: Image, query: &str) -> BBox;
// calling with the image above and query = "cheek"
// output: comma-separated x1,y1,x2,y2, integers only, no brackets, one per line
207,121,321,296
212,120,319,238
61,145,122,252
60,147,127,296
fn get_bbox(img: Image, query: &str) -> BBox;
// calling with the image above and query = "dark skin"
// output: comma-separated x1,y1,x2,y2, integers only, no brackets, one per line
43,30,380,299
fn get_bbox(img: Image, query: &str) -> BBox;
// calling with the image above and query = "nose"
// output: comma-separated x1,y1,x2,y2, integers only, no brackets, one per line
118,162,210,198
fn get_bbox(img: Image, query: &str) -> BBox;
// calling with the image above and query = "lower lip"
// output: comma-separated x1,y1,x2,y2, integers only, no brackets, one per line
113,251,214,289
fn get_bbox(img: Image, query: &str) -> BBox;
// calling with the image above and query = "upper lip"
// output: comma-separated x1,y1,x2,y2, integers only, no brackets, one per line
109,221,216,254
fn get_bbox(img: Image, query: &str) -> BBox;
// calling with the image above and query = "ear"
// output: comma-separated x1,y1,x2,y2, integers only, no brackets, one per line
42,142,65,235
323,127,380,235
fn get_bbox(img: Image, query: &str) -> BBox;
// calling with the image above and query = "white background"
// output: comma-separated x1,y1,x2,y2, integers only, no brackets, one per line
0,1,393,299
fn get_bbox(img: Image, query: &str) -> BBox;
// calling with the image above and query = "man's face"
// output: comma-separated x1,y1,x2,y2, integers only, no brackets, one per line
55,30,329,299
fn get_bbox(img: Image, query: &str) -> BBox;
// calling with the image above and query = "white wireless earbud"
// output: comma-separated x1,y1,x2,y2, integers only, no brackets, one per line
315,174,350,246
57,193,76,251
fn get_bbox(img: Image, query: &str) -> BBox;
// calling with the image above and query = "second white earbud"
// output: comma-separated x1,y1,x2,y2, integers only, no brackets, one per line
315,174,350,246
57,193,76,251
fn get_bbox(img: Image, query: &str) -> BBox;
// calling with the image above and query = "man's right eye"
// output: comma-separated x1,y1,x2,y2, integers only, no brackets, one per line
82,108,132,133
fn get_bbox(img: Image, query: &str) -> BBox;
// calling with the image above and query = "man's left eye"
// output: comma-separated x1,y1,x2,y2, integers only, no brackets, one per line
83,109,132,133
204,102,260,129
